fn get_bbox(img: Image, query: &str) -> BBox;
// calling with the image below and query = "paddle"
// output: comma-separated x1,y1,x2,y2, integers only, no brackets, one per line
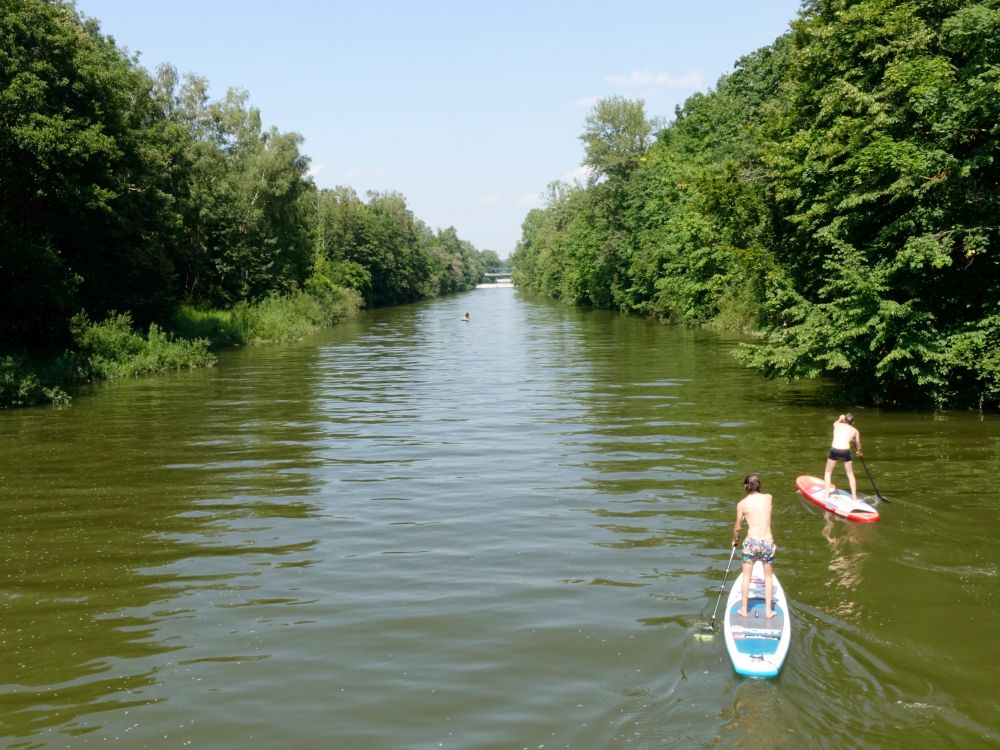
858,454,889,503
698,544,739,639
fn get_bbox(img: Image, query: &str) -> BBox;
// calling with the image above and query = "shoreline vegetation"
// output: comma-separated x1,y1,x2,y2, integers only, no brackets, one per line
1,1,502,409
10,2,999,412
1,288,362,408
511,0,1000,411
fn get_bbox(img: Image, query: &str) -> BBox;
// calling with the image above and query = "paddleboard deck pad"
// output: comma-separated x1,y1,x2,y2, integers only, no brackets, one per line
795,475,879,522
723,560,791,678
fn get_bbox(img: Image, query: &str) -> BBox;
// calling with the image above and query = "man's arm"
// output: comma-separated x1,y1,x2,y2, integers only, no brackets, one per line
853,428,863,455
732,503,744,547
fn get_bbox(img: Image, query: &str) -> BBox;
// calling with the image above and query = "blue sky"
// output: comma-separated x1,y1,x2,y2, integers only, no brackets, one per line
75,1,804,257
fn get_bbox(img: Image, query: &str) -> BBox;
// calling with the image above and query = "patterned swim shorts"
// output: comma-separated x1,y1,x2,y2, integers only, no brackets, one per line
742,537,777,564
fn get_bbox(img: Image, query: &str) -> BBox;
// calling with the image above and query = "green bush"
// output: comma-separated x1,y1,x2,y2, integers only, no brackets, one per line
72,312,216,380
0,355,72,407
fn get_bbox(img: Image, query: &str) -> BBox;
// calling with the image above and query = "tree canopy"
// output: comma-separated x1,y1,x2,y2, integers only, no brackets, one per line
513,0,1000,410
1,0,492,360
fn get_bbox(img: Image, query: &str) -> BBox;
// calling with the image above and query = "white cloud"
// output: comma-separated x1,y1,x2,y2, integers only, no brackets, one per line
573,95,600,108
605,69,704,90
562,165,594,185
308,163,324,178
517,193,543,207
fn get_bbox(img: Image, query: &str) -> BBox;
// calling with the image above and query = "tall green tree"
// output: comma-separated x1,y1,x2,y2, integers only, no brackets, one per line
1,0,180,346
624,38,791,324
152,68,313,307
578,97,656,308
580,95,654,183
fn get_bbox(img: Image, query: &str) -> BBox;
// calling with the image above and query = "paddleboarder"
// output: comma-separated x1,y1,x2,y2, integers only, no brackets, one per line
824,413,863,501
732,474,777,619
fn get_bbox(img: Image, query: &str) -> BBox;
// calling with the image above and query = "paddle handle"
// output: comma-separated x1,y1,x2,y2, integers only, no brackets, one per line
708,544,739,628
858,454,889,502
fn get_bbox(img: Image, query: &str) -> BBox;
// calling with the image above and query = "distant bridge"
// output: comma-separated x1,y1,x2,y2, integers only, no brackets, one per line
477,270,513,288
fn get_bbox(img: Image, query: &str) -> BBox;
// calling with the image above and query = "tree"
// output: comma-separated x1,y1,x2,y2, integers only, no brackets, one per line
516,0,1000,409
478,250,503,274
579,96,653,182
314,188,481,308
740,0,1000,407
1,0,181,346
152,69,313,307
424,226,484,294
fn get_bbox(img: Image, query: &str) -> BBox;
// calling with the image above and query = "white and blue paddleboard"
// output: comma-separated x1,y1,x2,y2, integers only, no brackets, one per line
723,560,791,678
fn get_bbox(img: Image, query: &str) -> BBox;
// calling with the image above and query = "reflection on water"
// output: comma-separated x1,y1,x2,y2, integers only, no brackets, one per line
1,289,999,748
818,513,875,618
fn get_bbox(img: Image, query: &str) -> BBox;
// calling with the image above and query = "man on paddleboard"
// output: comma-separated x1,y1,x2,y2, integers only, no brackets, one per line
824,413,863,501
732,474,777,619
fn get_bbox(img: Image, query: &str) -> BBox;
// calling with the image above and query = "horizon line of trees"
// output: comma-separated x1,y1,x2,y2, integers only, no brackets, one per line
511,0,1000,410
1,0,502,358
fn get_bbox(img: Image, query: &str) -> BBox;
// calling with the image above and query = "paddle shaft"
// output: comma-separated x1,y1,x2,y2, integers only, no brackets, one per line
857,454,889,502
708,544,739,629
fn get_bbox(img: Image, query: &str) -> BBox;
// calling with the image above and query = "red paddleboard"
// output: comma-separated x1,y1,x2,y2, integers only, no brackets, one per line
795,475,880,523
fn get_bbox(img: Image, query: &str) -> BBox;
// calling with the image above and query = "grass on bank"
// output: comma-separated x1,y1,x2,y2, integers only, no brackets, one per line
0,287,362,408
170,288,360,346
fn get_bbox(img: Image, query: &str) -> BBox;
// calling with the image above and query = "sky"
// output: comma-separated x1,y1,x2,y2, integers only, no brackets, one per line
74,1,804,257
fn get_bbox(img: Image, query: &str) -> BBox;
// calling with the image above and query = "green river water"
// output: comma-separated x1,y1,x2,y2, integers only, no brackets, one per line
1,288,998,749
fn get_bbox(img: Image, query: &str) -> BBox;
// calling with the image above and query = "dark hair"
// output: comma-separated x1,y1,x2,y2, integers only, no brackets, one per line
744,474,761,493
844,412,854,424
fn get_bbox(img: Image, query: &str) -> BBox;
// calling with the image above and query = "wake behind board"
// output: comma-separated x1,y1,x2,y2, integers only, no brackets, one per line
795,475,879,523
723,560,791,678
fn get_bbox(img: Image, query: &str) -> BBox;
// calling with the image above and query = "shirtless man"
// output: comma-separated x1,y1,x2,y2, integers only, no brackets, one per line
732,474,776,618
824,413,862,501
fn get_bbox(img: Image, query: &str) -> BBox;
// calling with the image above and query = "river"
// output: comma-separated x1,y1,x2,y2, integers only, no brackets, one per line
1,287,998,749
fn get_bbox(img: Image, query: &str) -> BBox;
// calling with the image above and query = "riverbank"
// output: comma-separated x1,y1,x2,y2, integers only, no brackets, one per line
0,287,362,408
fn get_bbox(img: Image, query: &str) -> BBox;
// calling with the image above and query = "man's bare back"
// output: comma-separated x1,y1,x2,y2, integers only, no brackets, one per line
735,492,773,542
831,420,860,451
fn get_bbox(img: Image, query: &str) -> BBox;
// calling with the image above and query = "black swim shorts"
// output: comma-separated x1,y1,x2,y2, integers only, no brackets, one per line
828,447,852,462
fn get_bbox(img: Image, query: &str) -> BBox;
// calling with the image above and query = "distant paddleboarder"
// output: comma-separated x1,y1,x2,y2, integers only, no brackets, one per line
462,311,470,321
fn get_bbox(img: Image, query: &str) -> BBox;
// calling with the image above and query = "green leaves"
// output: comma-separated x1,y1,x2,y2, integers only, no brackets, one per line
151,69,314,307
514,0,1000,408
580,96,654,182
2,0,487,394
313,188,485,308
741,0,1000,407
1,0,181,345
